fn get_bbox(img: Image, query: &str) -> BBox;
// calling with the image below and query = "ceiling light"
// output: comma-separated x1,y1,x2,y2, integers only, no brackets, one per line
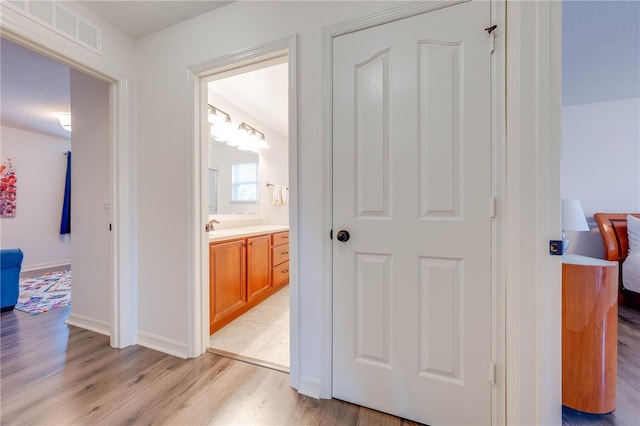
208,105,236,143
207,105,269,150
57,113,71,132
237,122,268,150
208,105,230,125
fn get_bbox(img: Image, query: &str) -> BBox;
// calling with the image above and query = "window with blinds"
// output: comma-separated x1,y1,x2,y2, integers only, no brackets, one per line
231,162,258,202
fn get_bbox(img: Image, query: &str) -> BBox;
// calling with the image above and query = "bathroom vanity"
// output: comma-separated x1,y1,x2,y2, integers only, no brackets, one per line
209,225,289,334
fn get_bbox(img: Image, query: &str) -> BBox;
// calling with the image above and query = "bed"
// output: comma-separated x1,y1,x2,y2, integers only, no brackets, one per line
594,213,640,305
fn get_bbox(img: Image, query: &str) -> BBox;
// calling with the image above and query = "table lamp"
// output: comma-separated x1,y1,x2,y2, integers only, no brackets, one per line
562,199,589,251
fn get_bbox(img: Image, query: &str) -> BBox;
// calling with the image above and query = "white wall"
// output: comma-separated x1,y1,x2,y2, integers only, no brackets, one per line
561,97,640,257
68,69,111,328
260,124,289,226
0,125,71,270
134,0,400,389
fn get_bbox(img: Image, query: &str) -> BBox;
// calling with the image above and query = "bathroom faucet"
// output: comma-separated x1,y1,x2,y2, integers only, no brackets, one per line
205,219,220,232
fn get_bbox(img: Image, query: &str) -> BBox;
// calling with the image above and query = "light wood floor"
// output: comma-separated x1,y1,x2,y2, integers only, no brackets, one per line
3,305,638,425
0,306,420,425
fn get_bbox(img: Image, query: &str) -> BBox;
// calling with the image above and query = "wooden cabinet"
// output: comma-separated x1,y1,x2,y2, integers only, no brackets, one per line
210,230,289,335
271,231,290,288
209,239,246,334
247,235,272,302
562,254,618,414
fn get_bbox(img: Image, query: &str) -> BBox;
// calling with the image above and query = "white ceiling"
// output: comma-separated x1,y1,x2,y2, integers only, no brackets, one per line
562,0,640,105
1,1,638,140
79,1,233,40
0,38,71,140
208,62,289,138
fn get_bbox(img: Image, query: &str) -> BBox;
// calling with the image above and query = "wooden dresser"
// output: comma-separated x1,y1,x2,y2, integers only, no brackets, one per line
562,254,618,414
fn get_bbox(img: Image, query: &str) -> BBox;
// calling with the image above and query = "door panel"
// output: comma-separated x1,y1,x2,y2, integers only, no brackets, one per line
210,239,245,334
355,253,391,366
332,2,493,424
418,41,462,218
355,49,390,217
418,257,463,383
246,235,272,302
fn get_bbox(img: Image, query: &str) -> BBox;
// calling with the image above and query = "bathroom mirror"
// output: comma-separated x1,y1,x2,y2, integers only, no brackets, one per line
209,139,260,215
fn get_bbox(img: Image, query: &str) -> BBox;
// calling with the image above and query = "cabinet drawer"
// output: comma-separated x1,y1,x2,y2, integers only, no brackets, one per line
272,261,290,288
272,231,289,247
272,243,289,266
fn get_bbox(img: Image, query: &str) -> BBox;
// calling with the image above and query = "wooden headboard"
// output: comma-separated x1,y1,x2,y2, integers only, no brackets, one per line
594,213,640,262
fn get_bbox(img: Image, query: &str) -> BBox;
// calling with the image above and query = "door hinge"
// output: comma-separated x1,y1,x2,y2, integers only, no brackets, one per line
330,229,333,240
490,361,496,385
109,223,112,231
484,25,497,53
490,197,496,218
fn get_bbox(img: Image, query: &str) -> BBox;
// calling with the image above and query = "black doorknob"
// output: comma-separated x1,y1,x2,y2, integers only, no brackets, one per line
336,230,350,242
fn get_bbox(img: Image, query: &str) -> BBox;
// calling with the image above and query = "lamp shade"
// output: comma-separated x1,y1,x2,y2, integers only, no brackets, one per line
562,199,589,231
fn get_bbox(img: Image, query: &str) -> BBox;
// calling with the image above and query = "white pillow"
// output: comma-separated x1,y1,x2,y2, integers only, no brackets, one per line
628,215,640,256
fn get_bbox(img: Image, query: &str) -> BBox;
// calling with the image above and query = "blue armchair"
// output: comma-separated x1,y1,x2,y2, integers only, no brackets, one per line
1,248,23,312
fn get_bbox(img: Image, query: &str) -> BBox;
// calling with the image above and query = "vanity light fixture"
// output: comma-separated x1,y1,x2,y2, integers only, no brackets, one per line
57,112,71,132
207,104,269,150
208,104,235,142
238,122,269,150
208,105,231,125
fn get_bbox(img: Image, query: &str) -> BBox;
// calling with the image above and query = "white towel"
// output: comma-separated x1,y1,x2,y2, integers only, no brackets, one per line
272,185,283,205
271,185,288,206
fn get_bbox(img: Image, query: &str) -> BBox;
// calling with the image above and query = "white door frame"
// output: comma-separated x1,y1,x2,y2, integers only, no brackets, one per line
187,35,300,387
504,1,563,424
322,1,562,424
0,26,136,348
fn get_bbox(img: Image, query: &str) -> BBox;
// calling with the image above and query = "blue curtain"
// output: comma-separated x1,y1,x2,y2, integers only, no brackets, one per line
60,151,71,234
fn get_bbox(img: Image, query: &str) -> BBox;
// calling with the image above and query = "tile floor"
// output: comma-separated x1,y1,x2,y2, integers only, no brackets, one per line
209,285,289,369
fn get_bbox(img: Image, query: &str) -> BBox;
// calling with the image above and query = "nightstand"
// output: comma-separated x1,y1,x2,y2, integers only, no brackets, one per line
562,254,618,414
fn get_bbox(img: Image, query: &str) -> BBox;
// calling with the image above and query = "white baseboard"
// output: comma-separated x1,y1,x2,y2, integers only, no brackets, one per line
66,313,110,336
137,330,187,359
298,375,321,399
22,260,71,273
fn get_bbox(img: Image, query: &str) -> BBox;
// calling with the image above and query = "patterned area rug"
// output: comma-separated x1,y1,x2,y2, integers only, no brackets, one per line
15,270,71,315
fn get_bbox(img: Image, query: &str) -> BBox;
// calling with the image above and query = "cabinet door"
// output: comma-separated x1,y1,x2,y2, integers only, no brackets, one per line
210,239,245,334
247,235,272,302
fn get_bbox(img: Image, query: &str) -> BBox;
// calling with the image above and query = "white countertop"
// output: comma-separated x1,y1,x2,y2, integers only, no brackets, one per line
562,253,617,267
208,225,289,243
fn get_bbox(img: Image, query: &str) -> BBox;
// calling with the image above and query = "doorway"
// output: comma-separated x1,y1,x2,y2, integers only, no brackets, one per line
0,36,123,343
1,39,73,316
191,37,298,378
206,56,290,371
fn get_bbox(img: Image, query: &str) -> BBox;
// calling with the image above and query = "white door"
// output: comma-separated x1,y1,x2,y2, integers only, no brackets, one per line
332,2,494,424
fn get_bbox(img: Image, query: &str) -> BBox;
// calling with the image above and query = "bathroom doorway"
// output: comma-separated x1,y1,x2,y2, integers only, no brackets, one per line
202,51,292,372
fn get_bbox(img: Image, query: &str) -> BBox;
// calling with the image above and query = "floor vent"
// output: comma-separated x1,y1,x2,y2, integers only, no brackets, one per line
4,0,102,54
